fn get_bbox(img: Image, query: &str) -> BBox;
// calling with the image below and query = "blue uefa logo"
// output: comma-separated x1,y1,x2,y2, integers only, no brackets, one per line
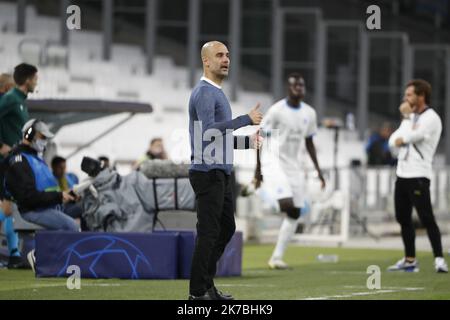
57,235,152,279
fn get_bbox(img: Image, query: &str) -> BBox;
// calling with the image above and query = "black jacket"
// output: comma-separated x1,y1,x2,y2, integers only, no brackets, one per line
5,144,62,213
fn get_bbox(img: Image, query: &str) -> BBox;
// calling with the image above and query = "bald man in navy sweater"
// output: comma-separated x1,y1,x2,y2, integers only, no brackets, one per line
188,41,263,300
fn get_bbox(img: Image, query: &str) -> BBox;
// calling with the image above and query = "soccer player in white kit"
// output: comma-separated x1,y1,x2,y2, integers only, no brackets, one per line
258,73,325,269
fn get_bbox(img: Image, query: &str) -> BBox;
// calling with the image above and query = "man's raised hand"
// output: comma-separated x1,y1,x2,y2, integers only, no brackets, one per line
248,103,263,125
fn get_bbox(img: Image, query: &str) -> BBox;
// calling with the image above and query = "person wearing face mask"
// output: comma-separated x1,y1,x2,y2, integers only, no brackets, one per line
4,119,79,234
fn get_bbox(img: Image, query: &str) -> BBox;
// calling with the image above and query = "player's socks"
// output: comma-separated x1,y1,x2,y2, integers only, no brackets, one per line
271,217,298,261
3,216,20,257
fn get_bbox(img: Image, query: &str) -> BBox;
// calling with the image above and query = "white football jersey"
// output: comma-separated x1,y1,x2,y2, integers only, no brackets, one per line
388,108,442,180
261,99,318,172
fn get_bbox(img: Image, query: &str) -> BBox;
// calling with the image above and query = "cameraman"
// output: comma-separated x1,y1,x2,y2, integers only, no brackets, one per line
4,119,78,232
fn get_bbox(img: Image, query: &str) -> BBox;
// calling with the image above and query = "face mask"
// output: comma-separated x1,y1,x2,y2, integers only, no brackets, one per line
32,138,48,154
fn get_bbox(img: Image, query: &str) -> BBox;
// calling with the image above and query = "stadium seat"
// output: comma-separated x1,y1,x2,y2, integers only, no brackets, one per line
11,208,44,233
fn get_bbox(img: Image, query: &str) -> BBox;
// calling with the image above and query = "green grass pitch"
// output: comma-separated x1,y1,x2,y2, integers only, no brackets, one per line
0,245,449,300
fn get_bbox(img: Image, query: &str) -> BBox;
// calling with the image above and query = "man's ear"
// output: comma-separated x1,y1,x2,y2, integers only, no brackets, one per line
25,77,32,87
417,94,424,104
202,57,209,67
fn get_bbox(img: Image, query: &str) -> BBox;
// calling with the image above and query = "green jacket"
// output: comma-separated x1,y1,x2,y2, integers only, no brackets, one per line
0,87,29,148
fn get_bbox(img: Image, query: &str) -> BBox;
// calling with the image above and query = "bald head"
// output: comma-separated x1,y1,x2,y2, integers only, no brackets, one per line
201,41,230,81
201,41,225,58
0,73,14,94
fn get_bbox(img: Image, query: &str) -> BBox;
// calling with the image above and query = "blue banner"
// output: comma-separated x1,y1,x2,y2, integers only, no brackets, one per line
35,230,242,279
35,231,179,279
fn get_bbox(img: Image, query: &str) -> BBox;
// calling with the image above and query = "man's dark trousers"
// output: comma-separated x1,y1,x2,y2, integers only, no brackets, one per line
394,177,443,258
189,169,236,296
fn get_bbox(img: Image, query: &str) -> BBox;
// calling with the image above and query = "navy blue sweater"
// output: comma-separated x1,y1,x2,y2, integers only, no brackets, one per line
189,80,252,175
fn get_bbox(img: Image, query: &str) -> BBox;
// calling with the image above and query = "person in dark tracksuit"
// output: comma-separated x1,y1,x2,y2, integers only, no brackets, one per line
0,64,37,154
187,41,263,300
388,79,448,273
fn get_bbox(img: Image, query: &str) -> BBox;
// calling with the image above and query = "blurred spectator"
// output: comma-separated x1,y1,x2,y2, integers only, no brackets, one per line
51,156,84,228
133,137,168,169
98,155,111,169
0,73,14,98
51,156,78,191
366,122,396,166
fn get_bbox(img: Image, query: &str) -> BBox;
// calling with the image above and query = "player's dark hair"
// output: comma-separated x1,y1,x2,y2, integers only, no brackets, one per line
150,137,163,145
407,79,431,105
13,63,38,86
51,156,66,168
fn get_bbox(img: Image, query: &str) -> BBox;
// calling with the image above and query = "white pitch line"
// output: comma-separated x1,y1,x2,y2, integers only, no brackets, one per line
244,270,273,275
32,283,122,288
343,285,421,290
302,287,424,300
82,283,122,287
327,271,367,275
